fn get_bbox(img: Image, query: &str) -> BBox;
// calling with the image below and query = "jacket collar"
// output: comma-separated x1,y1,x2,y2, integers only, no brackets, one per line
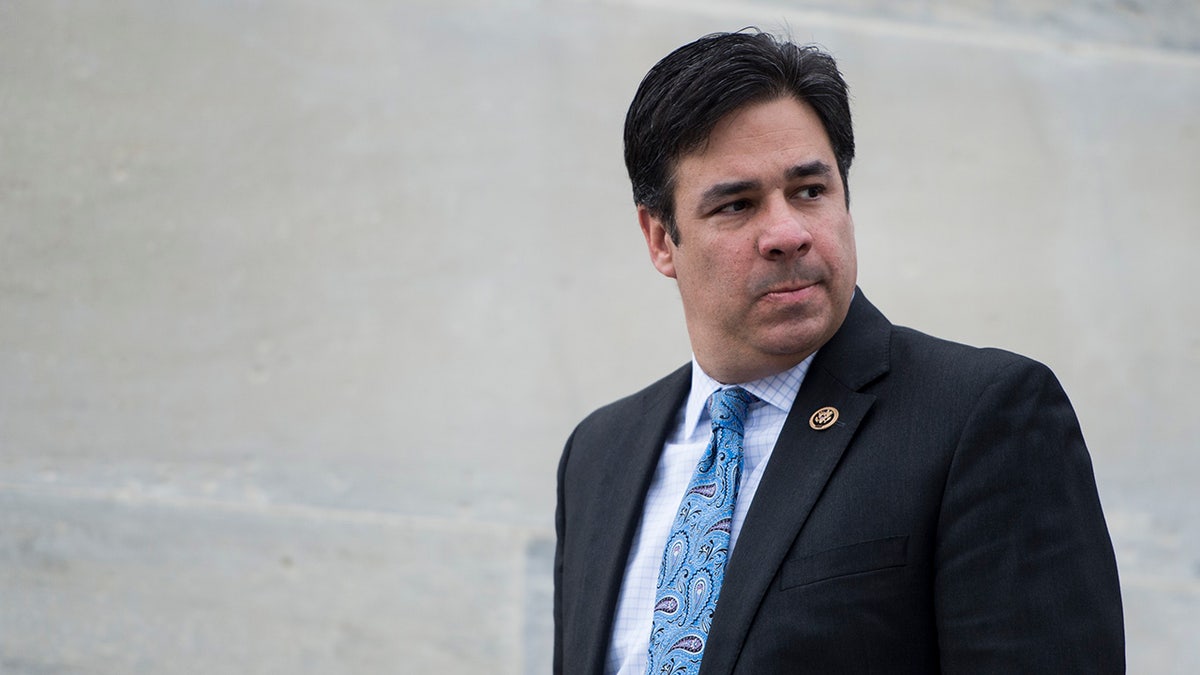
699,289,893,674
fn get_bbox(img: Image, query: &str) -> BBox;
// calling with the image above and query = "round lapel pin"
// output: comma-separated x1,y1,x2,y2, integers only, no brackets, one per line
809,406,839,430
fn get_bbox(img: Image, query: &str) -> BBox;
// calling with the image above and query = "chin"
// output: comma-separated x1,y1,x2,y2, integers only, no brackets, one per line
767,314,834,343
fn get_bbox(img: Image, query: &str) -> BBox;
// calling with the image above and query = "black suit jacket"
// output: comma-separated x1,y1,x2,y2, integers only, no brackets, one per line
554,291,1124,674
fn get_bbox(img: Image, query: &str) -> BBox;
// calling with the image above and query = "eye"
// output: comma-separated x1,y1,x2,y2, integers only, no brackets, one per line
715,199,752,214
796,185,825,200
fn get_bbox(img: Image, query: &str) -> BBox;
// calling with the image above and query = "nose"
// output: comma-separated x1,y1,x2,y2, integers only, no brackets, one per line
757,195,813,260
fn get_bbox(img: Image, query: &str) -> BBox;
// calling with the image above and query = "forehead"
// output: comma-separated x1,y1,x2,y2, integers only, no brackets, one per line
674,97,835,187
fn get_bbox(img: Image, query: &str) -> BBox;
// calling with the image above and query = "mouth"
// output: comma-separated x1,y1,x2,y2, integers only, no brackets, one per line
768,279,816,297
762,281,818,302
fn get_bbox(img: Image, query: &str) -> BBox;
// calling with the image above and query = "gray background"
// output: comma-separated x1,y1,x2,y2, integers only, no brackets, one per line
2,0,1198,673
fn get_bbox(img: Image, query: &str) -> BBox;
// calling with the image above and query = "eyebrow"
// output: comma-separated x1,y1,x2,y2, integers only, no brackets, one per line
696,161,834,214
787,160,833,181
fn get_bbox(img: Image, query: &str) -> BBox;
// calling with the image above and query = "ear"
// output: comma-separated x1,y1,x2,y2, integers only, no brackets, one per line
638,206,678,279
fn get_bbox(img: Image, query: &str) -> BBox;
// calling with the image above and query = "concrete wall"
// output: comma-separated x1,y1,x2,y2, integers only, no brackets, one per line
2,0,1197,672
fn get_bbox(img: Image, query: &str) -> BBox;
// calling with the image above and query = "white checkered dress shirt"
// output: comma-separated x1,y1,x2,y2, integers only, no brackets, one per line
605,355,815,675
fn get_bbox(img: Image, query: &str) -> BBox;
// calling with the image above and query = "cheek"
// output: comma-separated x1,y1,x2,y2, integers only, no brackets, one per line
677,233,760,293
819,221,856,265
833,235,855,267
840,228,858,268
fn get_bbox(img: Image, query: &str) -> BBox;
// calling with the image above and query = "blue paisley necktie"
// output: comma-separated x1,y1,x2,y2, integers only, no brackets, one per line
646,386,754,675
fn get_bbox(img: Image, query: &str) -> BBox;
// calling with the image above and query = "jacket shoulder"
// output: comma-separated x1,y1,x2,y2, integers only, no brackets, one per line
889,324,1056,381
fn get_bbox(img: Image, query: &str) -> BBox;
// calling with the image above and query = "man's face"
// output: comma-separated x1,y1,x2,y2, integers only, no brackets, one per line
639,96,857,383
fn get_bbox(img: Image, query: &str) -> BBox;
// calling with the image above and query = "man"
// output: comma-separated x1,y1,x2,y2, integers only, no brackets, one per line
554,30,1124,674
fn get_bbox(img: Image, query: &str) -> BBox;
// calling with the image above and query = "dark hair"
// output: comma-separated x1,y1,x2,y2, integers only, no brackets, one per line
623,30,854,243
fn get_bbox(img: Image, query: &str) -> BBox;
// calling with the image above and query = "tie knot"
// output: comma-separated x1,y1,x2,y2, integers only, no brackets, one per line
709,387,754,435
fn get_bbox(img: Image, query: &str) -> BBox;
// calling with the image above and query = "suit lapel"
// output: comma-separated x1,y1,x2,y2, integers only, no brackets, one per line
575,364,692,675
699,291,893,675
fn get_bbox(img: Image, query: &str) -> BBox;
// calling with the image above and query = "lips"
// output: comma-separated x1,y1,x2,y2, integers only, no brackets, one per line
766,282,812,294
762,280,817,298
755,279,822,309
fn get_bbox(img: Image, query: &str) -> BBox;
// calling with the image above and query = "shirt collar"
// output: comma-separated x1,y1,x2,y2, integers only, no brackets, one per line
682,353,816,433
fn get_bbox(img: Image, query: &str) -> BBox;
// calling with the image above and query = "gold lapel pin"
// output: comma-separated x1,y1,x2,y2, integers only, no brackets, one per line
809,406,839,430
